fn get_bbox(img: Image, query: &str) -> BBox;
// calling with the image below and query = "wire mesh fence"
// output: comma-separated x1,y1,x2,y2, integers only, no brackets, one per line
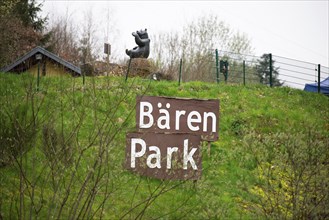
177,49,329,95
273,55,327,89
217,50,261,85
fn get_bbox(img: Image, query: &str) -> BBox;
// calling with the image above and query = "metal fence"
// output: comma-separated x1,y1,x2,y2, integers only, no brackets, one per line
177,49,329,94
273,55,329,90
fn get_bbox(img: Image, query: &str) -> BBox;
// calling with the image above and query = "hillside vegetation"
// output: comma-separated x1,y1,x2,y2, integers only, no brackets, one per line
0,73,328,219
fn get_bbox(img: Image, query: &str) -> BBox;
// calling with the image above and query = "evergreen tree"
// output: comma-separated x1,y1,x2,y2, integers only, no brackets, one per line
13,0,47,31
256,54,283,86
0,0,47,67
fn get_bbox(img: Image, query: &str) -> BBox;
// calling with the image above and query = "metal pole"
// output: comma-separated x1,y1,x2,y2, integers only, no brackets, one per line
225,62,228,83
107,53,110,77
179,58,182,86
215,49,219,84
37,61,40,91
243,60,246,86
269,53,273,87
318,64,321,93
83,71,85,86
125,58,132,82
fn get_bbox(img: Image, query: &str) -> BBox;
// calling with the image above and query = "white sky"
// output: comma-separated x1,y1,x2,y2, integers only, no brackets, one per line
40,0,329,67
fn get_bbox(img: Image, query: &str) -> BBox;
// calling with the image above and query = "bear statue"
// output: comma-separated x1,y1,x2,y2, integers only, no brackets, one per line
125,29,150,59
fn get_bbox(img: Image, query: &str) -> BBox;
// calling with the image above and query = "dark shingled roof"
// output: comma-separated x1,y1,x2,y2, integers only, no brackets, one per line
1,46,81,75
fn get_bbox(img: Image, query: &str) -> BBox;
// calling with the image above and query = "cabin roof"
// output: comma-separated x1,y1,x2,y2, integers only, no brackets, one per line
1,46,81,75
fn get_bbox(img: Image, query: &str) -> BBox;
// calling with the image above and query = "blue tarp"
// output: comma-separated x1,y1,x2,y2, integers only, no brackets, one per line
304,77,329,96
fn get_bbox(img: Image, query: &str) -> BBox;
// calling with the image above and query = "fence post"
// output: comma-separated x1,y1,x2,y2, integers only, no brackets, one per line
82,71,85,86
215,49,219,84
318,64,321,93
242,60,246,86
225,62,228,83
269,53,273,87
178,58,182,86
125,58,132,82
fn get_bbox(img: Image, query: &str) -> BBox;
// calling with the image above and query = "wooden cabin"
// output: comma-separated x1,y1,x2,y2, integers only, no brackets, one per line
1,46,81,76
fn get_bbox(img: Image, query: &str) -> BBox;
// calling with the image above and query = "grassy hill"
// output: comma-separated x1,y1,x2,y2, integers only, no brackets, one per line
1,73,328,219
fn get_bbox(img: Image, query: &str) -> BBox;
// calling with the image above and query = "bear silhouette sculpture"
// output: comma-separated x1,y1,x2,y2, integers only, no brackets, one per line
126,29,150,59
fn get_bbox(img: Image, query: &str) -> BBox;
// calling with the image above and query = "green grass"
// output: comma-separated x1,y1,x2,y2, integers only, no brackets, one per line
0,73,328,219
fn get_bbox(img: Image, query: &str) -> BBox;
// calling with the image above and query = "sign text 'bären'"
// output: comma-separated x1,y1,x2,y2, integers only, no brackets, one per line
136,96,219,141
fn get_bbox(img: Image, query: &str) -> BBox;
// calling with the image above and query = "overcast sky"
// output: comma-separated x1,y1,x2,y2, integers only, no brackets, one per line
40,0,328,67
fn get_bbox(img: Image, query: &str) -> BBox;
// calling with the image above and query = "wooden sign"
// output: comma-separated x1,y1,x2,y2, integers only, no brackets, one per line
136,96,219,141
126,95,220,180
125,132,202,180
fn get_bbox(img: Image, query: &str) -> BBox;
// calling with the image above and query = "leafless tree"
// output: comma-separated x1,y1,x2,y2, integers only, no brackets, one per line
46,9,80,66
100,5,119,62
79,9,101,65
151,14,254,81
